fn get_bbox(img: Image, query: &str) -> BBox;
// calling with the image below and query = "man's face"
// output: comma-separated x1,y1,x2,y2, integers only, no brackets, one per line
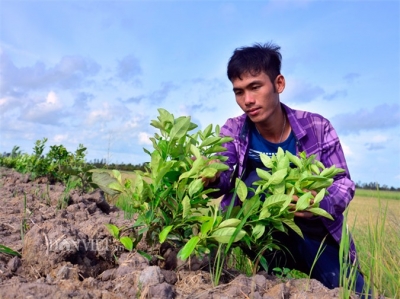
232,71,285,124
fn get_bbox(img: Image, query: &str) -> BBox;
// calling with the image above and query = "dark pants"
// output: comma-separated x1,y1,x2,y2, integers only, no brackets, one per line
263,229,369,298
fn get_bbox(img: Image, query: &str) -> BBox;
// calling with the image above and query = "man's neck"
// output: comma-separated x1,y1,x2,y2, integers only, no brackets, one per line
255,108,289,143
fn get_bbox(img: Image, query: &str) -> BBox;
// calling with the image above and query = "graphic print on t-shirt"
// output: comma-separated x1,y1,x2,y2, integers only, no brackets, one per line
248,149,275,162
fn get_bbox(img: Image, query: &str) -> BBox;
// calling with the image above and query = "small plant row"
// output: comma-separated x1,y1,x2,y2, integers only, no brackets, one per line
0,139,95,191
96,108,344,286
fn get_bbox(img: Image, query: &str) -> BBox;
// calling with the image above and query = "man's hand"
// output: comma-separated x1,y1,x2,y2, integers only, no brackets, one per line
201,159,221,187
289,190,317,218
191,156,222,187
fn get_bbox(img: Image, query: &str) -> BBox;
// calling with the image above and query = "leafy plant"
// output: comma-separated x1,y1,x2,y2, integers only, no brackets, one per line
273,267,308,280
105,224,134,251
97,108,340,286
0,139,94,191
96,109,235,260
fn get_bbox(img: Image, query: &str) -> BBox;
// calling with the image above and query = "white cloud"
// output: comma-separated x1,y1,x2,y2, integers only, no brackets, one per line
86,102,131,125
371,135,388,143
21,91,66,125
45,91,61,106
0,96,22,113
53,134,69,143
331,104,400,135
0,51,100,94
116,54,142,82
138,132,152,145
283,78,325,103
341,142,353,157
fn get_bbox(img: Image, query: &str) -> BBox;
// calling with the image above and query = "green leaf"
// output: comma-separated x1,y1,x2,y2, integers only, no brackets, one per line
260,154,273,168
259,256,268,272
263,194,291,208
252,224,265,240
182,195,191,218
256,168,271,181
307,208,334,220
108,181,125,192
313,188,326,205
188,178,203,197
90,171,120,196
137,250,153,261
272,181,285,195
150,151,161,177
208,162,229,171
286,151,303,168
310,164,321,175
105,224,120,239
199,168,218,178
277,155,290,170
177,179,187,200
215,125,220,135
310,178,334,190
218,218,241,228
282,219,303,238
190,144,201,160
315,160,326,170
243,196,261,217
112,169,122,183
300,175,331,182
170,116,191,141
150,120,163,130
159,225,173,243
276,147,285,160
210,227,246,243
269,168,287,185
296,192,313,211
235,178,248,202
179,157,205,180
203,124,213,138
204,145,227,155
220,136,233,144
158,108,175,125
120,236,134,251
259,207,271,220
200,136,220,147
201,219,214,235
177,236,200,261
0,244,21,257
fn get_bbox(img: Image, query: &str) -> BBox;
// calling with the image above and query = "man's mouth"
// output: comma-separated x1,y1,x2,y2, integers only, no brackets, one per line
247,108,260,116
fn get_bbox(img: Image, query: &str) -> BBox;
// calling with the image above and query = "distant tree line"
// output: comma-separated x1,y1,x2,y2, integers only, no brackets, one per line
87,158,148,172
355,181,400,192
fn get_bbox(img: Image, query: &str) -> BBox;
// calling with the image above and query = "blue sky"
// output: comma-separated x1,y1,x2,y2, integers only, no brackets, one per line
1,0,399,187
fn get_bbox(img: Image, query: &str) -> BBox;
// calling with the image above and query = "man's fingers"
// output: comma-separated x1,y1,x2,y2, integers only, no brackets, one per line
294,211,313,218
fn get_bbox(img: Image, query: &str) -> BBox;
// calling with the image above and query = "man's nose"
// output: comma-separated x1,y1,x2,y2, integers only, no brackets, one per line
244,92,255,105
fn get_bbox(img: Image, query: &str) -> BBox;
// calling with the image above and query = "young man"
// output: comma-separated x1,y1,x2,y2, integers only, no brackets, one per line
207,43,367,295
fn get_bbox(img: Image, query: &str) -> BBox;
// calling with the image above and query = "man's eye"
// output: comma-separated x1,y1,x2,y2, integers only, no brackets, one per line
234,91,243,96
252,85,260,90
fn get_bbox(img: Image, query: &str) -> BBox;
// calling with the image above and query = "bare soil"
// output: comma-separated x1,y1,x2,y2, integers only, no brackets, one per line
0,167,344,298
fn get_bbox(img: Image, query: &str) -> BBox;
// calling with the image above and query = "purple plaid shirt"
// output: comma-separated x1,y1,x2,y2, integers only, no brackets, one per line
213,103,356,256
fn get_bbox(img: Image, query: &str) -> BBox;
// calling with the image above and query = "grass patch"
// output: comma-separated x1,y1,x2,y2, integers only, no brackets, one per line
348,194,400,298
355,188,400,200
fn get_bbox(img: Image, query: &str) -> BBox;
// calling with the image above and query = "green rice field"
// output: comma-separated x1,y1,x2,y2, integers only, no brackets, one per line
347,189,400,298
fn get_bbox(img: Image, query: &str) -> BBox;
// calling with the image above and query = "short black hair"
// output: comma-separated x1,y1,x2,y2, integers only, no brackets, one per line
227,42,282,83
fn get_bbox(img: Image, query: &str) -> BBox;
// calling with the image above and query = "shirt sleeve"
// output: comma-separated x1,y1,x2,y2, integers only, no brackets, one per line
319,120,355,219
206,118,240,197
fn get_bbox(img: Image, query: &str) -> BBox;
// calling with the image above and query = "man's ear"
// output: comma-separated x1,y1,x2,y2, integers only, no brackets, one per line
275,75,285,93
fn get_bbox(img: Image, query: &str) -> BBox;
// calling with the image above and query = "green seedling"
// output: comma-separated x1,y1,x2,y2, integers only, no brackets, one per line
0,244,21,257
